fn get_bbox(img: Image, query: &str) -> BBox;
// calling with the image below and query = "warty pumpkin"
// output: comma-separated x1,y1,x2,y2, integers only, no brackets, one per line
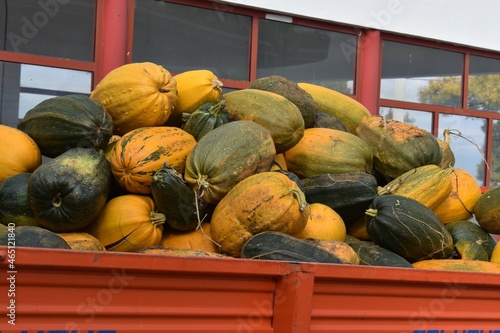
0,124,42,182
355,115,443,180
284,128,373,178
210,171,310,257
90,62,178,135
184,120,276,204
87,194,165,252
110,126,196,194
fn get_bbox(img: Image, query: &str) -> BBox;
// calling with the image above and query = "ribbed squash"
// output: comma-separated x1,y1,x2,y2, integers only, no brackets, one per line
0,124,42,182
413,259,500,274
453,240,489,261
355,116,443,180
58,232,106,251
160,222,218,253
490,242,500,264
365,195,454,262
297,82,371,134
167,69,223,127
345,236,413,268
284,128,373,178
184,120,276,204
0,225,71,249
28,148,111,233
248,75,318,128
151,163,206,232
433,168,482,224
0,173,38,226
241,231,342,263
110,126,196,194
181,99,230,141
90,62,178,135
87,194,165,252
378,165,453,210
474,185,500,234
210,171,309,257
295,203,346,241
445,220,497,260
223,89,305,154
17,95,113,158
301,172,378,223
305,239,360,264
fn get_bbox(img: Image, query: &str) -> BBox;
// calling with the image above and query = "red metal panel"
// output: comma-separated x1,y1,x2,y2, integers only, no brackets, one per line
358,29,381,115
2,247,500,332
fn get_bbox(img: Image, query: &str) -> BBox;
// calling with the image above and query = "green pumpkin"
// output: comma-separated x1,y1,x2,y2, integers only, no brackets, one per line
0,173,38,226
151,163,208,231
17,94,113,158
28,148,111,232
184,120,276,204
365,195,454,262
182,99,230,141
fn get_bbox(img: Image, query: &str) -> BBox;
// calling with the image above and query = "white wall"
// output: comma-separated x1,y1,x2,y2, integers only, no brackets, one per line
219,0,500,52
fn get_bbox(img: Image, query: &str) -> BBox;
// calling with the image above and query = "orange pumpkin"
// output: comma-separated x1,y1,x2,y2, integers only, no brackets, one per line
87,194,165,252
160,223,218,253
295,203,346,241
0,124,42,182
90,62,178,135
210,171,310,257
433,168,482,224
109,126,196,194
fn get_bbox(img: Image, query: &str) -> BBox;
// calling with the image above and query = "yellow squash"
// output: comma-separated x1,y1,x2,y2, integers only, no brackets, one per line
90,62,178,135
297,82,371,134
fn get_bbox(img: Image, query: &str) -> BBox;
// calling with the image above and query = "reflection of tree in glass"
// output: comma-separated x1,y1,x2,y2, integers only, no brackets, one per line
382,108,416,125
418,75,500,186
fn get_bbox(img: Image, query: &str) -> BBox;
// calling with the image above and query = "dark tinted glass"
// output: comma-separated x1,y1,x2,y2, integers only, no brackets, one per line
0,0,95,61
468,55,500,112
381,41,463,107
133,0,251,80
257,18,357,94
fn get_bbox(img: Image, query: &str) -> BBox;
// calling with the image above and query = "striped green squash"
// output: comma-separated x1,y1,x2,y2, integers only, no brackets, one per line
365,195,454,263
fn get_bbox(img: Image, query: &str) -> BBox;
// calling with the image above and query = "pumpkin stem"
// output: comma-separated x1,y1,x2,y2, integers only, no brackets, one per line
212,77,223,92
365,208,378,218
150,212,166,227
208,99,227,116
289,187,309,212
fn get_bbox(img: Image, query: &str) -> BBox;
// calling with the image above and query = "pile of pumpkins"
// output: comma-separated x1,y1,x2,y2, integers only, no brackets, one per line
2,61,500,274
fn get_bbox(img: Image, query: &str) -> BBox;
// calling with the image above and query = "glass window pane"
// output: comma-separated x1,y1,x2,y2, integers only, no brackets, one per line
381,41,463,107
492,120,500,186
257,19,357,94
379,107,433,132
133,0,251,81
468,55,500,112
438,114,487,185
0,0,95,61
0,62,92,127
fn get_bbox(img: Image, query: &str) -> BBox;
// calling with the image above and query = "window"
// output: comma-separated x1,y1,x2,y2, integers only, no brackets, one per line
0,0,96,61
380,38,500,187
257,18,357,94
0,62,92,127
133,0,252,81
